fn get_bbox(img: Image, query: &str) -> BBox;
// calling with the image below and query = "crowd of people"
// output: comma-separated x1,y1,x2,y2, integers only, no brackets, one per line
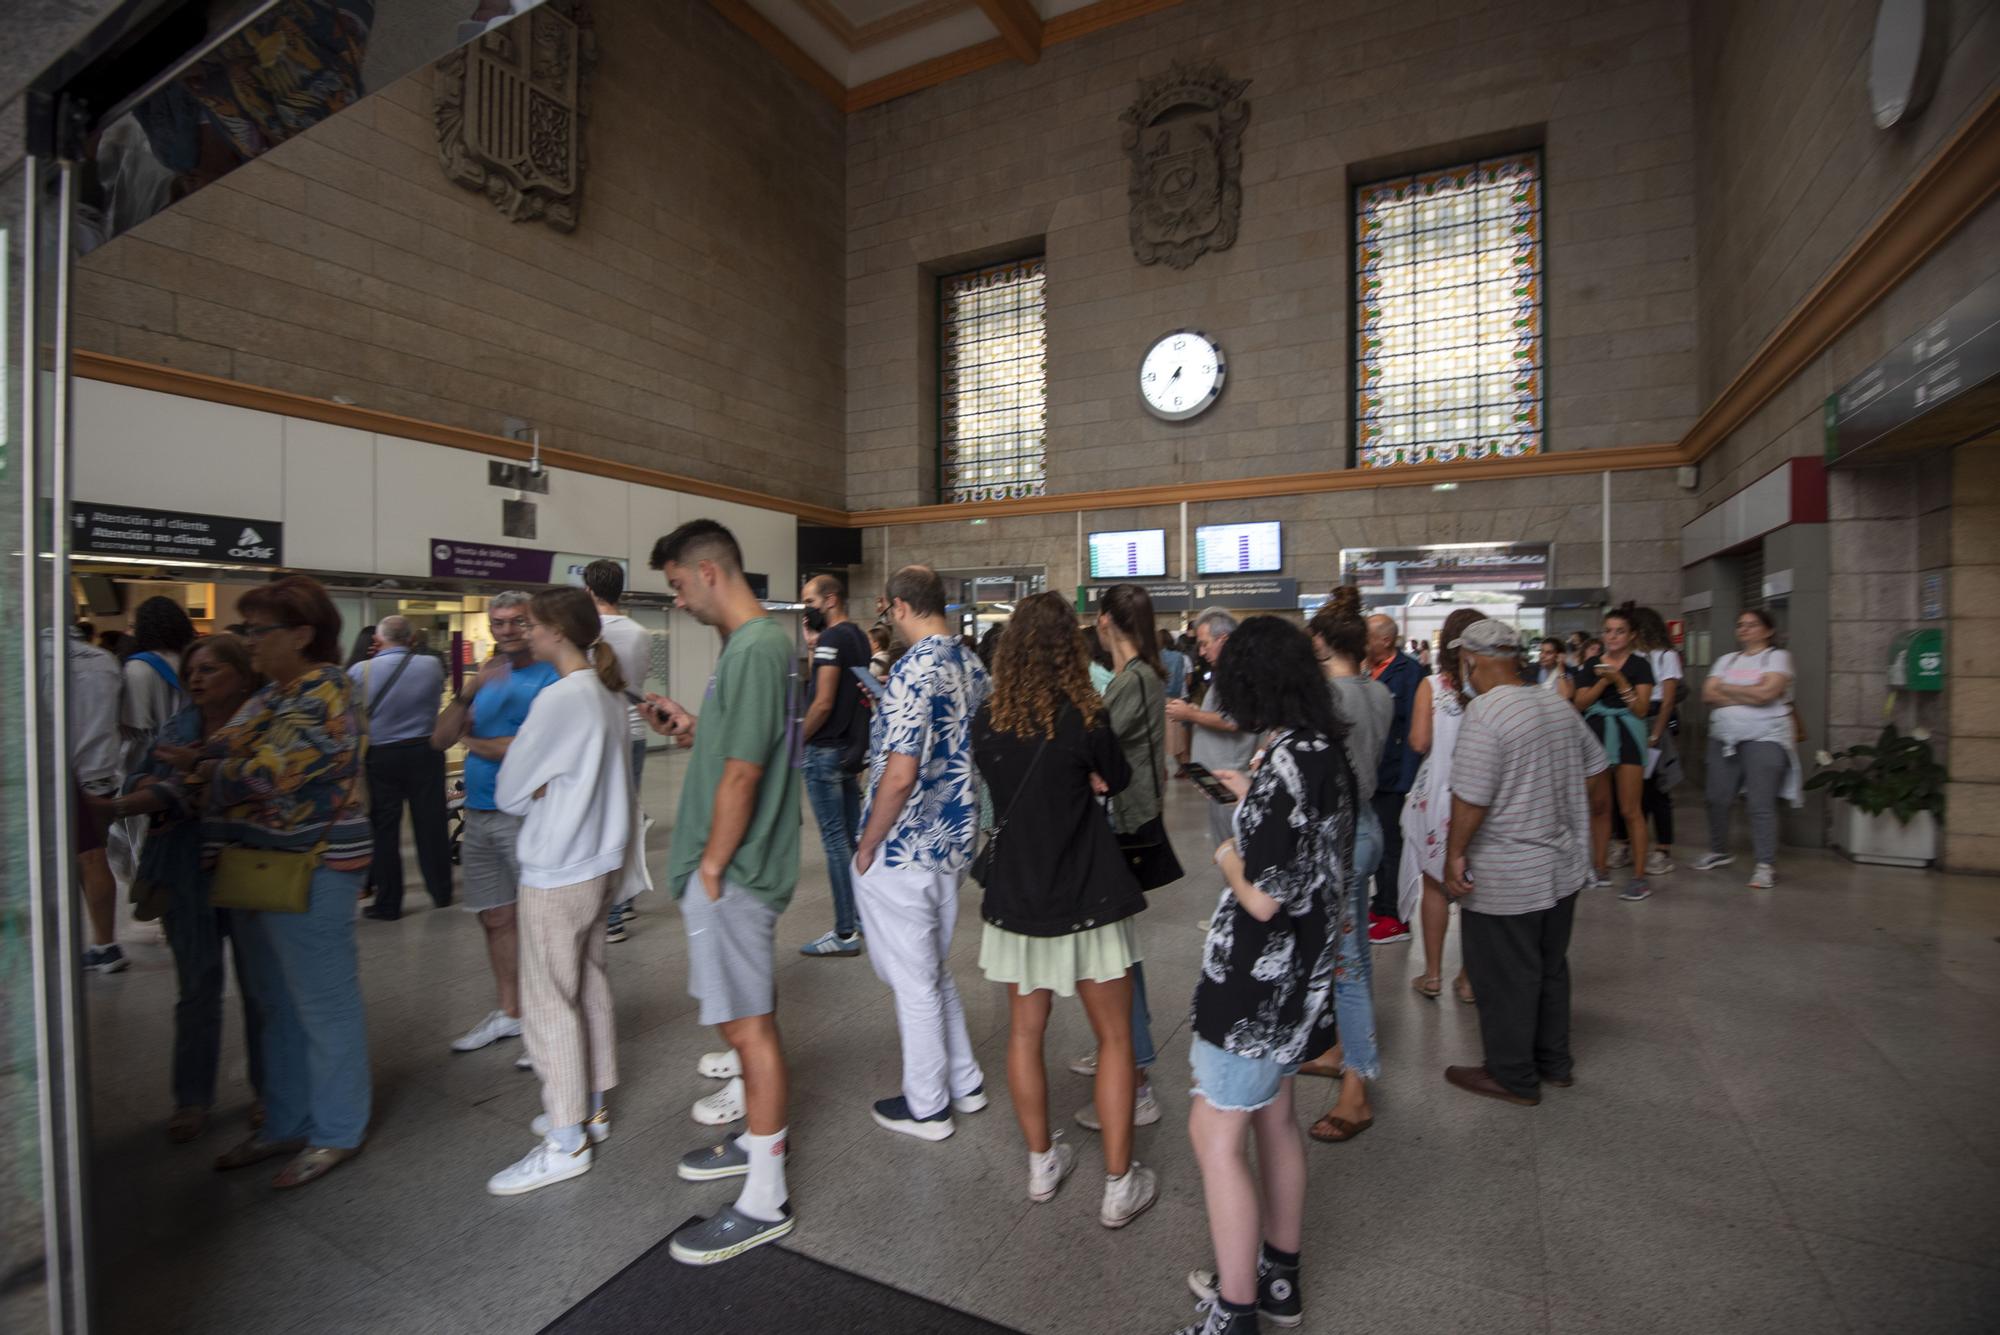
63,518,1804,1333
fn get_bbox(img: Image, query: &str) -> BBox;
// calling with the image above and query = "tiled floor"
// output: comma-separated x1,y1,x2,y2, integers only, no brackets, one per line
82,755,2000,1334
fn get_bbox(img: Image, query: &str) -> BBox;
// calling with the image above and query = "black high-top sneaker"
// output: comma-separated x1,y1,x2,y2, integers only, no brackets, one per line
1171,1297,1260,1335
1186,1245,1302,1328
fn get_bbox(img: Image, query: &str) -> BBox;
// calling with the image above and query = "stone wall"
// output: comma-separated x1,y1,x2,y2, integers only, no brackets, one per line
70,0,847,506
846,0,1704,511
1945,438,2000,874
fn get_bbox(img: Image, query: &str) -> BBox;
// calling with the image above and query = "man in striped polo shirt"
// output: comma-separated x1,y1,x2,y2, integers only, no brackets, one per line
1441,619,1608,1107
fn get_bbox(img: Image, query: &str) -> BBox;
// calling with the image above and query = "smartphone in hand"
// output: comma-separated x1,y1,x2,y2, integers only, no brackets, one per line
1183,762,1239,805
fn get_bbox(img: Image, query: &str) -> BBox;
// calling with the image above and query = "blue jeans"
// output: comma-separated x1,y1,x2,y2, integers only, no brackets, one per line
1333,806,1383,1080
164,871,264,1109
803,745,862,937
1129,958,1157,1071
235,864,371,1148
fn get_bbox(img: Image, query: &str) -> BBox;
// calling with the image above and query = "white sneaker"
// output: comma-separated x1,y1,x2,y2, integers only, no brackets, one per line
514,1054,534,1072
1606,840,1631,869
1749,863,1776,889
1099,1162,1159,1228
1645,849,1674,876
1074,1083,1162,1131
698,1049,742,1080
531,1109,610,1144
486,1138,592,1196
451,1010,521,1053
1689,851,1735,872
951,1084,990,1114
1028,1132,1078,1203
692,1076,745,1126
1586,871,1613,890
1068,1051,1099,1077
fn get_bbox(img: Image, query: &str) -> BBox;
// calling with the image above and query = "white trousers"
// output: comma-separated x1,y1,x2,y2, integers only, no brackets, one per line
853,858,983,1119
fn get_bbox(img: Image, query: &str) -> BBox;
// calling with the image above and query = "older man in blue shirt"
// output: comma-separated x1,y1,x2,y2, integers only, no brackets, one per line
350,614,452,919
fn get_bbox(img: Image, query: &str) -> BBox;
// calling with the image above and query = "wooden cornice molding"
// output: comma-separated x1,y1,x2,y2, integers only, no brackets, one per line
798,0,970,50
1683,82,2000,463
710,0,846,110
1043,0,1185,44
845,37,1014,111
976,0,1044,64
71,350,851,528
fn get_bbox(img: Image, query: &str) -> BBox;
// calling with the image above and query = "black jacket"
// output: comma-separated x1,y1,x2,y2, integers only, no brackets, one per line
973,702,1145,938
1373,651,1426,794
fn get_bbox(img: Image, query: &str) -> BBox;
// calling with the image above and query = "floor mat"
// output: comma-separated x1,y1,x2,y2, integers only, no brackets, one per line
542,1218,1026,1335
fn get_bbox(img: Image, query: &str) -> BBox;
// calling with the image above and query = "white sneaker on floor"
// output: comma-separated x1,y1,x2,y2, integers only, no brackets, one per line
1748,863,1776,889
486,1138,592,1196
1074,1083,1162,1131
1645,849,1674,876
697,1049,742,1080
531,1109,610,1144
1068,1051,1099,1077
1028,1132,1078,1202
1689,851,1735,872
1586,871,1613,890
514,1054,534,1072
1606,840,1631,869
450,1009,522,1053
1099,1162,1158,1228
951,1084,990,1114
692,1076,745,1126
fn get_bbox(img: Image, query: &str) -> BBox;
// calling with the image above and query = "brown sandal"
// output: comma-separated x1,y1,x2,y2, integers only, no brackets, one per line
272,1145,361,1189
1454,974,1477,1005
1412,974,1442,1000
1297,1057,1345,1079
1309,1112,1375,1143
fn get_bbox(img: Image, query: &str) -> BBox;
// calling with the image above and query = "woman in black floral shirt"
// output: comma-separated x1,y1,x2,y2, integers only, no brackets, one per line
1174,617,1355,1335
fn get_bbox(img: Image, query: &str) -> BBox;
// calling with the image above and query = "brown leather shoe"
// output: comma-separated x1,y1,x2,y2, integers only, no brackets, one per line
1444,1065,1539,1106
1540,1072,1575,1088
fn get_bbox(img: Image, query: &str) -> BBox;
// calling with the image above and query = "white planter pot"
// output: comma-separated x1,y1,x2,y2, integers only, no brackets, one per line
1834,802,1938,868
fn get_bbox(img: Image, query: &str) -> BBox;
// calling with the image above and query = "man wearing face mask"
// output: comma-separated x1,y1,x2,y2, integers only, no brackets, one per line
798,574,872,957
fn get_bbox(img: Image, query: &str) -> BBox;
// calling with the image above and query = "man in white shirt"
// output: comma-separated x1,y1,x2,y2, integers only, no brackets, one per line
46,625,128,972
584,560,654,942
109,595,195,889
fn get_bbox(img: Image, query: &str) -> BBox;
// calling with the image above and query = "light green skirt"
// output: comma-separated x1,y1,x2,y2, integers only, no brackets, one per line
980,919,1141,998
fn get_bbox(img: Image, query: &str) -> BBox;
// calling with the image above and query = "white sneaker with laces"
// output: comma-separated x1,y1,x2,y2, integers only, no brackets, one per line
1645,849,1674,876
1028,1132,1077,1202
1689,851,1734,871
451,1010,522,1053
531,1109,610,1144
1068,1051,1099,1077
486,1138,592,1196
1099,1162,1159,1228
692,1076,745,1126
1074,1083,1162,1131
697,1049,742,1080
1606,840,1631,869
1749,863,1776,889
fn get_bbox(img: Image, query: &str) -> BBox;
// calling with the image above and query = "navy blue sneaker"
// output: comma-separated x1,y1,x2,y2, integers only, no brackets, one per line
83,943,128,974
871,1095,953,1142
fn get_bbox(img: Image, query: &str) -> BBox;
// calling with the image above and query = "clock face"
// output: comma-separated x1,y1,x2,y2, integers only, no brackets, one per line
1140,329,1225,421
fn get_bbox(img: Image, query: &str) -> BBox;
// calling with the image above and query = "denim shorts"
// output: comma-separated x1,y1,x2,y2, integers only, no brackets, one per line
1189,1035,1299,1113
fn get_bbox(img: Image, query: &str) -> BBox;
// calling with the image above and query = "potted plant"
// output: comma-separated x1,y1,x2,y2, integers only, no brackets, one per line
1805,725,1945,867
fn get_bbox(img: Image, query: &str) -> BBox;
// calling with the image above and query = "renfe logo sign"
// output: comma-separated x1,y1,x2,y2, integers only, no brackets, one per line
72,503,285,567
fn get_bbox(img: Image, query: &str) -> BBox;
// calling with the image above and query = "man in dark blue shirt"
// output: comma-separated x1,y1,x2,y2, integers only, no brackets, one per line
1365,613,1426,943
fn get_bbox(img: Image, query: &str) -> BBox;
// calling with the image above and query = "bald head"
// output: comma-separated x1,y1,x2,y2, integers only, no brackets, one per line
1365,614,1398,667
377,614,413,646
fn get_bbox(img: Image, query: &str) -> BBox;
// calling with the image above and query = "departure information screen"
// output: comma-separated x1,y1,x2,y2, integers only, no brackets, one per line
1195,521,1283,574
1087,528,1167,579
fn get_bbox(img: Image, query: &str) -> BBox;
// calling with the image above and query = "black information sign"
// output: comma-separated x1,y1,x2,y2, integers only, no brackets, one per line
1825,271,2000,466
1076,577,1299,614
73,502,284,566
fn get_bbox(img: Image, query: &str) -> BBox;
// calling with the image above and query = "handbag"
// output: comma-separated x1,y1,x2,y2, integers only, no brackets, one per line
209,691,365,914
1115,671,1183,891
969,715,1056,888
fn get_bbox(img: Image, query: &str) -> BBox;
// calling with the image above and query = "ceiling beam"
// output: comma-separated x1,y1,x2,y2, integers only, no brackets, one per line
709,0,846,110
975,0,1044,64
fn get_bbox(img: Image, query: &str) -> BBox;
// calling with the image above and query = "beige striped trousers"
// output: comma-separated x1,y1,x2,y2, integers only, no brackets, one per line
519,873,618,1129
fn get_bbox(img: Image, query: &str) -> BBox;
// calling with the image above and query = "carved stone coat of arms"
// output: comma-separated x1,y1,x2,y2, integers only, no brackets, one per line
435,0,594,231
1121,62,1251,270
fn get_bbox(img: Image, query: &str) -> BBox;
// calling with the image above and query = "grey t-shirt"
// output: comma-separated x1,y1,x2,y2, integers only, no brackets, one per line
1450,684,1606,915
1328,675,1392,804
1190,682,1259,774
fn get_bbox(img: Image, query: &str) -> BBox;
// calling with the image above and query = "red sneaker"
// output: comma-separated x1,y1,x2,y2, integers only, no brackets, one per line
1368,916,1412,945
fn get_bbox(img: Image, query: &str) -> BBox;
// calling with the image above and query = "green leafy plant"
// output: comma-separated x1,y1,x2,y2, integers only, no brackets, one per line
1804,725,1946,823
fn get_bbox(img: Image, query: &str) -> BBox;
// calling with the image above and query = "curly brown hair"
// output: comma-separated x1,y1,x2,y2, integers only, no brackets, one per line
988,591,1104,738
1435,607,1486,703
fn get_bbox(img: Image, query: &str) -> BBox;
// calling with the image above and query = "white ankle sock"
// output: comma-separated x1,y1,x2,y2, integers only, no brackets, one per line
735,1127,788,1221
549,1123,585,1154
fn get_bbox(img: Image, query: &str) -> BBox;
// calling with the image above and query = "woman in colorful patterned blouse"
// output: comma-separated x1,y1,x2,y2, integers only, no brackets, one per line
188,576,372,1190
1178,616,1355,1335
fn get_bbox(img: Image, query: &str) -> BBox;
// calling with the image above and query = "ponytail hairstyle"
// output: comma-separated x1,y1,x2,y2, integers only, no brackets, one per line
528,587,625,694
1307,584,1369,669
1099,582,1166,679
1434,607,1486,703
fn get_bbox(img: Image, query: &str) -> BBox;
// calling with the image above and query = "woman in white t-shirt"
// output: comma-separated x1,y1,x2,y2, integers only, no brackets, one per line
1694,609,1795,889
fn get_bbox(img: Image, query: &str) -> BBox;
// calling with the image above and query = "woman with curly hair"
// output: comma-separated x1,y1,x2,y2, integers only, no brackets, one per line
972,591,1157,1229
1399,606,1485,1003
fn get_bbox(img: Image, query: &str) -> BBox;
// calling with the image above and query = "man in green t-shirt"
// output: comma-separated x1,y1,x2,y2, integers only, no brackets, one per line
638,519,803,1266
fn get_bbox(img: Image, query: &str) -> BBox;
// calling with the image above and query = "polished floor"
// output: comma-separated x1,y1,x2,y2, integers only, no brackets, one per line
82,754,2000,1334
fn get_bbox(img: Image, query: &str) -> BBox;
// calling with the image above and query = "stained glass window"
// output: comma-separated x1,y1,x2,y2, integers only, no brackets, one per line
1354,152,1543,469
939,257,1047,504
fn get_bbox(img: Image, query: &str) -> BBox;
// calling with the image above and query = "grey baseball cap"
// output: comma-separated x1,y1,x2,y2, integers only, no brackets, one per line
1449,618,1522,655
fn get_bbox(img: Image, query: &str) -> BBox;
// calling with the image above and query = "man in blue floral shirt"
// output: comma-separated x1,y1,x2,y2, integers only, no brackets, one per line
852,565,991,1141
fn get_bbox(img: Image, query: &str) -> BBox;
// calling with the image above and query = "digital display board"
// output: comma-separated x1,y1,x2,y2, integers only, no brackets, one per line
1087,528,1168,579
1195,521,1282,575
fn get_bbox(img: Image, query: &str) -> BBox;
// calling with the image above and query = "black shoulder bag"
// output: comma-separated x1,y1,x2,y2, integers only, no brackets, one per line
1115,669,1184,891
969,714,1055,888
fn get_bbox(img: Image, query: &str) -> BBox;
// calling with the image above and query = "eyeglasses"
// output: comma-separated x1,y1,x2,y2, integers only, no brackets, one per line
240,623,298,639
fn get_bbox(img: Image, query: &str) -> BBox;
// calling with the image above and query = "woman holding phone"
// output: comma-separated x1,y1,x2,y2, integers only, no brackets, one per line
1572,604,1655,901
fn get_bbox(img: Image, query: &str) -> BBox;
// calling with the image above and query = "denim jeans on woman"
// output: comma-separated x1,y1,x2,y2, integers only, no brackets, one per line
235,864,371,1148
164,870,265,1110
802,744,863,937
1332,805,1382,1080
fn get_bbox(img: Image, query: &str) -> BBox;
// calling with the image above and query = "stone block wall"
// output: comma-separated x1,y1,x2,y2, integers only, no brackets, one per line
70,0,847,506
1946,439,2000,874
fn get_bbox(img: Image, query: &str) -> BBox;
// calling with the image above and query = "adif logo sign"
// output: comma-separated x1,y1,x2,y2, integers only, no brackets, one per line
229,526,276,561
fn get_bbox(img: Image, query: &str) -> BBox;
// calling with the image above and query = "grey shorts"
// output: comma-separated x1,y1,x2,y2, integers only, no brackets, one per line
461,808,524,912
681,873,780,1026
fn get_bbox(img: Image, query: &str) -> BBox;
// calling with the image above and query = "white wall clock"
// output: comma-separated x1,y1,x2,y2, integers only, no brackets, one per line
1140,328,1225,421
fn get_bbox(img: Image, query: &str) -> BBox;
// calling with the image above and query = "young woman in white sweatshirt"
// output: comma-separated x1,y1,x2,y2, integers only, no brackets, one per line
485,586,636,1197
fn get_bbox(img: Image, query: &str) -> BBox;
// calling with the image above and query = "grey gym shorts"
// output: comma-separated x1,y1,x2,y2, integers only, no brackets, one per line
461,808,524,912
681,872,780,1026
